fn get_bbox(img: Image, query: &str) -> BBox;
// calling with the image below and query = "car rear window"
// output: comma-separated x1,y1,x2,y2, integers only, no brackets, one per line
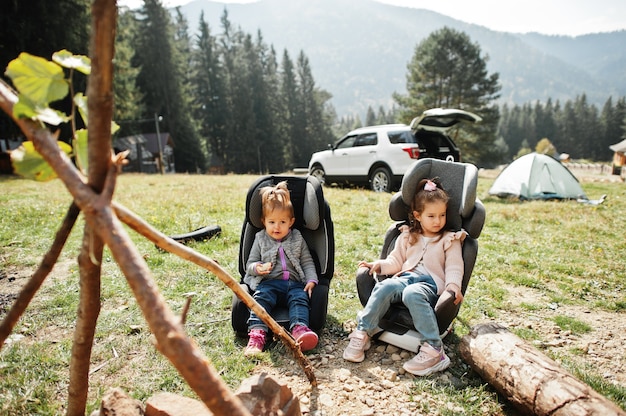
387,130,415,144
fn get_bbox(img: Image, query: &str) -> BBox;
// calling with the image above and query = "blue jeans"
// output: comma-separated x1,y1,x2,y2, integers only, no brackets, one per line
248,279,310,332
357,272,441,347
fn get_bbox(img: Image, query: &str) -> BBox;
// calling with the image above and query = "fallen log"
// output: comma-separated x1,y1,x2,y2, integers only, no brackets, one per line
459,322,625,416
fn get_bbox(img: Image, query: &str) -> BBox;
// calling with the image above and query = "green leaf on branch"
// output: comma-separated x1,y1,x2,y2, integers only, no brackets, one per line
74,92,88,127
12,94,70,126
52,49,91,75
74,129,89,174
5,53,68,106
10,141,72,182
73,93,120,133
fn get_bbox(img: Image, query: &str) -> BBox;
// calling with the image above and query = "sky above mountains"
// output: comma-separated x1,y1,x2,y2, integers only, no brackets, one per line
118,0,626,36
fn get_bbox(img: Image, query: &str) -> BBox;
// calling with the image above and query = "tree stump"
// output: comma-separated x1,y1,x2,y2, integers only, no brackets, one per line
459,322,625,416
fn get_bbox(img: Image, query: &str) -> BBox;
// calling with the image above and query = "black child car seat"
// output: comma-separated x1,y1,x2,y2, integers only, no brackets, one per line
355,158,485,352
231,175,335,336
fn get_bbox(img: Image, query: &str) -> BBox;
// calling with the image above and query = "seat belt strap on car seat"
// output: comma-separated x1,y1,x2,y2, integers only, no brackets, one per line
278,244,289,281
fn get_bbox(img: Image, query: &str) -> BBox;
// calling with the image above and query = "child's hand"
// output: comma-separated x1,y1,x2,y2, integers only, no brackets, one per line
358,261,380,275
256,262,272,275
446,283,464,305
304,281,317,298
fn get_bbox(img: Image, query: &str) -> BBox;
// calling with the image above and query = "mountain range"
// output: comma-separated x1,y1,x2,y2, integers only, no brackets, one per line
177,0,626,117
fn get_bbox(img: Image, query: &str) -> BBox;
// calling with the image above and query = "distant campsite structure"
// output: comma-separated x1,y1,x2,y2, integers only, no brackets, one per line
488,152,587,200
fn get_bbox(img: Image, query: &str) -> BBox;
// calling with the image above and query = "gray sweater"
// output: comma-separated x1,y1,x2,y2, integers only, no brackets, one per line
244,228,318,290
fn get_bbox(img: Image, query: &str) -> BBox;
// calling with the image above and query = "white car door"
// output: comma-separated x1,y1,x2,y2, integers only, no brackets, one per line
345,132,378,176
323,135,357,176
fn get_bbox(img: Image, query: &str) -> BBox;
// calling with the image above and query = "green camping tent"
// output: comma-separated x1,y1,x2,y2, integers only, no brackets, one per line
489,153,587,200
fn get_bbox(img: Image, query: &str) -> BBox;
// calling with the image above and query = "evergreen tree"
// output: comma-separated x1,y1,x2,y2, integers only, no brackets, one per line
114,10,145,131
601,97,626,159
192,12,229,172
375,106,387,125
497,96,626,162
573,94,598,158
0,0,90,70
218,11,258,173
333,115,355,138
294,51,333,168
246,32,275,173
257,41,286,173
134,0,205,172
280,50,299,168
0,0,91,140
533,99,558,154
555,100,577,157
393,27,502,166
365,106,376,126
172,7,207,171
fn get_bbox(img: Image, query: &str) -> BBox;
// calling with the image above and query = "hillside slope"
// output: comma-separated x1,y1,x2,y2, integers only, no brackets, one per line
179,0,626,116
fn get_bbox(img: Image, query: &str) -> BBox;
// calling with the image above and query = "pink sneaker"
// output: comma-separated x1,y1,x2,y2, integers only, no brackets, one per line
343,330,371,363
291,324,318,351
403,342,450,376
244,329,266,356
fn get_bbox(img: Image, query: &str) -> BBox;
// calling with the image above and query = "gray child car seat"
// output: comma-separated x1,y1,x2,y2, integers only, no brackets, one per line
355,158,485,352
231,175,335,337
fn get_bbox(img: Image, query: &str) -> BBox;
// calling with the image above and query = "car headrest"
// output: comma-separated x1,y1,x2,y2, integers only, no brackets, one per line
389,159,478,232
247,176,322,231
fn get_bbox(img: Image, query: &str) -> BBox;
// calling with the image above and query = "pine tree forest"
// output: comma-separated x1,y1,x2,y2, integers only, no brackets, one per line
1,1,625,172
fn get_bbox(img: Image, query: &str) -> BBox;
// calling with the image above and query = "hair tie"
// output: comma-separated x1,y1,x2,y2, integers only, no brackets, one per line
424,180,437,192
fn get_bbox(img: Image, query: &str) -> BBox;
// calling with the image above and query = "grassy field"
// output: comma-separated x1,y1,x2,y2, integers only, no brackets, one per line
0,172,625,414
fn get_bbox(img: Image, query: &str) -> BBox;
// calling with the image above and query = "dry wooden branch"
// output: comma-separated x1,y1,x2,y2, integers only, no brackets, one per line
459,323,625,416
180,295,193,325
67,1,117,412
68,225,104,416
113,202,318,386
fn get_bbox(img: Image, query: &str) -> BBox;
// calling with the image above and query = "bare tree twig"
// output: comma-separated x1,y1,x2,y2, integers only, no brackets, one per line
113,202,318,385
67,0,117,412
180,296,193,325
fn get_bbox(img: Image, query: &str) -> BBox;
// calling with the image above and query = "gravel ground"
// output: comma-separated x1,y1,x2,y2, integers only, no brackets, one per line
250,301,625,416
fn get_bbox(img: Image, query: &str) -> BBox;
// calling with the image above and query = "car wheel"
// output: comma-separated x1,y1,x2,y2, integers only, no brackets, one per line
310,165,326,185
370,167,392,193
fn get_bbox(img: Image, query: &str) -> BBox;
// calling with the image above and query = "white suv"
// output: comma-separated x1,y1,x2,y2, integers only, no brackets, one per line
308,108,481,192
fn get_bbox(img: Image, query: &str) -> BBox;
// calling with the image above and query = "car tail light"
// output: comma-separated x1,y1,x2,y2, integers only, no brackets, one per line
402,147,421,159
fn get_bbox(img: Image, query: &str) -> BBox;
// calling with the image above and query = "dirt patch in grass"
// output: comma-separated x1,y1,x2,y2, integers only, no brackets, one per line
0,267,25,315
501,285,625,385
0,260,73,342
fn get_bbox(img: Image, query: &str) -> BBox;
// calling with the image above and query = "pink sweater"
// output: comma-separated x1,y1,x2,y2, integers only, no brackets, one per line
375,226,467,295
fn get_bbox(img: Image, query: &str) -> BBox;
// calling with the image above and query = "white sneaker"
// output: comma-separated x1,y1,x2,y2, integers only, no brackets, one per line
343,330,371,363
403,343,450,376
